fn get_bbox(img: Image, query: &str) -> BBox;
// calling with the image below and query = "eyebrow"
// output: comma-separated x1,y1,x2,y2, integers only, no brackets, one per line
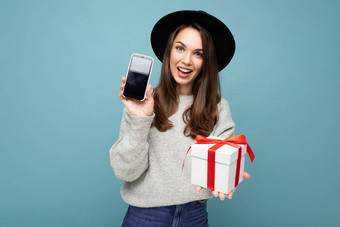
175,41,203,52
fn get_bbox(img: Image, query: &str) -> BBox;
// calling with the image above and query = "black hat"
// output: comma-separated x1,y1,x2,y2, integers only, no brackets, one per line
151,10,235,72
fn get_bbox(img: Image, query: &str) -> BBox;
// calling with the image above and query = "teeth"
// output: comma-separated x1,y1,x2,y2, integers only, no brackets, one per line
178,67,192,73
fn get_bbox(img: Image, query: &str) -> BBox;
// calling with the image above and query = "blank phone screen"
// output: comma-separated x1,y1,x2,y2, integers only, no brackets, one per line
123,55,153,100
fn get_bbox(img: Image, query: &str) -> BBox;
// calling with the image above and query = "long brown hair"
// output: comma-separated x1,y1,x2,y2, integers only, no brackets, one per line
152,23,221,138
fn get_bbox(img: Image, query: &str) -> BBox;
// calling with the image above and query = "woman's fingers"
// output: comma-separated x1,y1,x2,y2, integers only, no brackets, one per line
212,190,219,197
198,187,232,201
120,76,126,91
119,76,126,100
146,84,152,99
227,190,233,199
243,172,251,179
219,193,226,200
121,75,126,83
145,84,153,100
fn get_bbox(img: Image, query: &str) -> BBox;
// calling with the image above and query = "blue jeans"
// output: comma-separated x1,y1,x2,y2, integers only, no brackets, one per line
122,200,209,227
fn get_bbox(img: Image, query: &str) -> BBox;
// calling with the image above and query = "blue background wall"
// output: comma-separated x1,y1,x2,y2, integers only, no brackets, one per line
1,0,339,226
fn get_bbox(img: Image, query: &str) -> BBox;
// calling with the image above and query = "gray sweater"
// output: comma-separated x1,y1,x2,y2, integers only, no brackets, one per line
109,95,235,208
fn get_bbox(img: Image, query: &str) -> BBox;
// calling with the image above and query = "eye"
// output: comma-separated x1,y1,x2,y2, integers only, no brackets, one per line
175,46,184,51
194,52,203,58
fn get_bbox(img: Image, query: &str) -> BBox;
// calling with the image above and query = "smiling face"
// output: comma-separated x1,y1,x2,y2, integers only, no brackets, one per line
170,27,203,95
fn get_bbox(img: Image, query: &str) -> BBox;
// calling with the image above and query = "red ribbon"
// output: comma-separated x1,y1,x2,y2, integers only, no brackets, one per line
185,135,255,191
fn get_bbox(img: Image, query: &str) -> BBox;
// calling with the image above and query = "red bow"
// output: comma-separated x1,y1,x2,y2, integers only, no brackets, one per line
195,135,255,163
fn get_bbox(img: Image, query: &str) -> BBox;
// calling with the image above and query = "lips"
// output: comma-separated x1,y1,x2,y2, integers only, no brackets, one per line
177,67,193,77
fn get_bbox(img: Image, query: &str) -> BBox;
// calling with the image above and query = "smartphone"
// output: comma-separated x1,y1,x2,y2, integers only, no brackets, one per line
123,53,154,101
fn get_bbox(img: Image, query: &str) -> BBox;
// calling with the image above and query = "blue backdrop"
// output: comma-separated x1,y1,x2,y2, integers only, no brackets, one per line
1,0,339,226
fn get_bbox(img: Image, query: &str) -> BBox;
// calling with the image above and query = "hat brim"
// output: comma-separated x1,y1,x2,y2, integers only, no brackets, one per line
151,10,235,72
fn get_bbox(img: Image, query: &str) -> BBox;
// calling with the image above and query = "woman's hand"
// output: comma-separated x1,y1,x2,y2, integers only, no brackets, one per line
196,172,251,200
119,76,154,116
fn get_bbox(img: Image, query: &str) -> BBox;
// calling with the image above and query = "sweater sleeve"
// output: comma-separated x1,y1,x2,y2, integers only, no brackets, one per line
109,108,154,182
212,98,236,138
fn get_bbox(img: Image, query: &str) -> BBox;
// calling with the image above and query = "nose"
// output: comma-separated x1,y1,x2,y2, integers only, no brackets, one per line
181,52,192,65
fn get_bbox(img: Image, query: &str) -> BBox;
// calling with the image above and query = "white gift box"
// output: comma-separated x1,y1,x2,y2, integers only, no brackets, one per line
191,140,246,194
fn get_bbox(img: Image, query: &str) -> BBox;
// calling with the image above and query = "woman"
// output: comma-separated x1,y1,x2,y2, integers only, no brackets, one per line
110,10,251,226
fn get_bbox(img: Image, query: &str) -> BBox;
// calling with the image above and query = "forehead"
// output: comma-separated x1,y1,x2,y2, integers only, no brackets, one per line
174,27,203,48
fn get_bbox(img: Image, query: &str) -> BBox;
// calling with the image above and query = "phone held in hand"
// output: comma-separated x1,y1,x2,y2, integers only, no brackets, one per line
123,53,154,101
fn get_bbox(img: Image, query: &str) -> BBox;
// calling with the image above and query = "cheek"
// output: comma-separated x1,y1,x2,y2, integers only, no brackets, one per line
195,60,203,73
169,52,179,71
169,55,176,75
170,51,178,65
